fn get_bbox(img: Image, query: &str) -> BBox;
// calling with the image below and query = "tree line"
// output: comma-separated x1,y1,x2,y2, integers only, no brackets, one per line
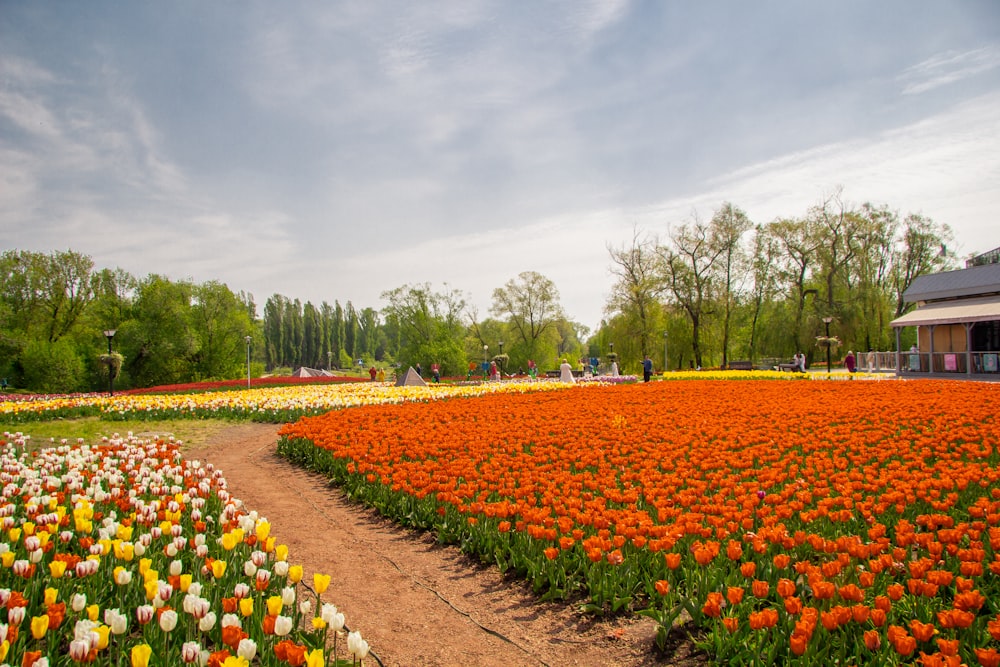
0,191,955,391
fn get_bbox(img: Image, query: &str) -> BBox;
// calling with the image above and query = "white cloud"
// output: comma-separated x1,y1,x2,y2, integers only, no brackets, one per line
898,46,1000,95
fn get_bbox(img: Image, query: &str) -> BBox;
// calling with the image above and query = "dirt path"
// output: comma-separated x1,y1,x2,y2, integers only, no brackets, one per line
186,423,704,667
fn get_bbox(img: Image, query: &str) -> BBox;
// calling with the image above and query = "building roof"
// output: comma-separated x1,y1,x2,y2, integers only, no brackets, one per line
891,295,1000,328
903,263,1000,303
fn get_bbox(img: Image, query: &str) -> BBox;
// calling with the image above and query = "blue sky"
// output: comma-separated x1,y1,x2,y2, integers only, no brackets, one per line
2,1,999,332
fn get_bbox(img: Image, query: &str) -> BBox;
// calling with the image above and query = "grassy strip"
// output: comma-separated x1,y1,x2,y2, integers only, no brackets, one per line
0,416,243,450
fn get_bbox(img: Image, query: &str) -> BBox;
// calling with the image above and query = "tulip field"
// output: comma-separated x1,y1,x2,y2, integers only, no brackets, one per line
1,374,998,665
277,378,1000,666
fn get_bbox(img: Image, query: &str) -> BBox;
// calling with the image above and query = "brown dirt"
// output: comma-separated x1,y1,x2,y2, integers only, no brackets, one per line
185,423,708,667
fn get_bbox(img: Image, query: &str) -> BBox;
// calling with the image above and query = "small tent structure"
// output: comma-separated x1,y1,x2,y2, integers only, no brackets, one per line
292,367,334,378
394,366,427,387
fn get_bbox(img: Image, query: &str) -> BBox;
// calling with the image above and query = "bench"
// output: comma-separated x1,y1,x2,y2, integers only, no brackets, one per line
728,360,753,371
545,370,585,378
777,363,803,372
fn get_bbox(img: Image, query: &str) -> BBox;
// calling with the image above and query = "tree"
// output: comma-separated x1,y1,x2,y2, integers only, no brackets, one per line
659,218,723,369
190,281,254,380
490,271,564,367
381,283,467,375
709,203,752,368
891,214,956,317
122,275,197,388
768,217,823,357
606,229,664,365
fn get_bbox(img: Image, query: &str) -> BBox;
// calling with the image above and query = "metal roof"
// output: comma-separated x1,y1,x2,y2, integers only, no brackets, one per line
903,263,1000,303
890,295,1000,328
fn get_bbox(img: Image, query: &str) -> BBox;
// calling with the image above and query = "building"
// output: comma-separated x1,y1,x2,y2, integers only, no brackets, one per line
890,248,1000,377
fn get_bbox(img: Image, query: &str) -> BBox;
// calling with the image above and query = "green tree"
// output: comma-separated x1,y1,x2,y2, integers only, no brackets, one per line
381,283,467,375
123,275,196,388
606,229,664,366
190,281,254,380
20,338,86,392
490,271,565,368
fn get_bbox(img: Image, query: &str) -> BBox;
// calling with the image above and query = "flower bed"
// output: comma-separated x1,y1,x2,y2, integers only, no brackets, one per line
0,432,368,666
277,379,1000,665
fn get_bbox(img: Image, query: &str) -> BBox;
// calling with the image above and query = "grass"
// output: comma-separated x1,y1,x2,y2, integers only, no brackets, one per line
0,416,241,450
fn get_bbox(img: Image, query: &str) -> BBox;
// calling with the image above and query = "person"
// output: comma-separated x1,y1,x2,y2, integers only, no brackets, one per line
559,358,575,383
377,368,386,382
610,360,619,377
527,359,537,379
845,350,856,373
866,349,876,372
415,363,422,377
490,361,500,381
368,366,377,382
642,355,653,382
796,352,806,373
431,363,440,383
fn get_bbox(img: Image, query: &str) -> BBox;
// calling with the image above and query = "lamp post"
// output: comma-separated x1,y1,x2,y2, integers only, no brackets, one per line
498,341,503,379
245,336,252,389
823,317,833,374
664,331,668,372
103,329,117,396
483,344,489,380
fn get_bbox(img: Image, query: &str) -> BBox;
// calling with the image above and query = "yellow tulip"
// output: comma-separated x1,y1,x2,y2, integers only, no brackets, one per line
264,536,276,553
288,564,303,583
221,656,249,667
143,569,159,585
313,573,331,594
144,580,159,601
94,624,111,649
0,639,8,661
116,524,133,541
48,560,67,579
275,544,289,561
267,596,283,616
44,587,59,605
305,648,325,667
138,558,153,576
222,531,240,551
131,643,153,667
212,560,227,579
255,520,271,542
159,520,173,534
22,522,35,536
87,604,100,621
98,539,112,555
179,573,192,592
312,616,327,630
239,598,254,617
37,532,51,547
8,528,20,542
31,614,50,639
1,552,13,567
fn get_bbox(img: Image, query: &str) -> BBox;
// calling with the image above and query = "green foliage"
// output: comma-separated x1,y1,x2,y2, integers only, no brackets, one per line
20,338,86,393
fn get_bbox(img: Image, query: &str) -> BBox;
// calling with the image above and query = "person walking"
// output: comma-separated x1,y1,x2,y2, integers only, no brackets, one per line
642,355,653,382
369,366,377,381
559,359,575,383
845,351,857,373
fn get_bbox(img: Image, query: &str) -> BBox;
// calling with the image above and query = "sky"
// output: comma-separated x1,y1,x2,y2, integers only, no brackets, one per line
2,1,999,333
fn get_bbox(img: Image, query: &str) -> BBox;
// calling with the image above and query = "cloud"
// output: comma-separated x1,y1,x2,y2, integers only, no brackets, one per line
898,46,1000,95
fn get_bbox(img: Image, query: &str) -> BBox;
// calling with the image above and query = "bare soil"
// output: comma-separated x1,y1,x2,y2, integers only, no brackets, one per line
185,423,708,667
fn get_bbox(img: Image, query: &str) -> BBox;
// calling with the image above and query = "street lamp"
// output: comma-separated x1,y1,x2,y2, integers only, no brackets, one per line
103,329,117,396
823,317,833,374
245,336,252,389
664,331,668,372
483,344,489,380
498,341,504,379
